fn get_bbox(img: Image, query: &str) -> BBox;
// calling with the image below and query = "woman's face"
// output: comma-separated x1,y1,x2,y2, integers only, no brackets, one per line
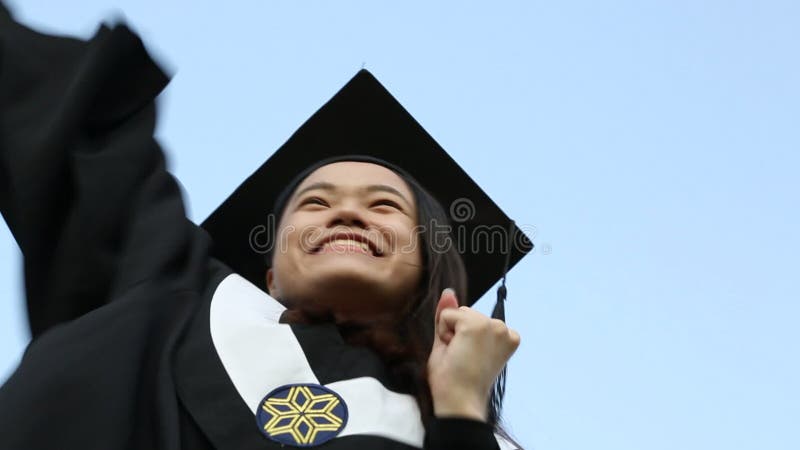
267,161,423,323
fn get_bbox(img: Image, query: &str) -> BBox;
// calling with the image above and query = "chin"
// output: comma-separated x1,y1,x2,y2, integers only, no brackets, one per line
310,269,387,296
305,256,387,283
299,270,402,315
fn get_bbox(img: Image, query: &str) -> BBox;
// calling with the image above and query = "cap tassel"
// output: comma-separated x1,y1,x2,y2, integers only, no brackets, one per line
491,220,514,322
491,284,506,321
488,220,515,425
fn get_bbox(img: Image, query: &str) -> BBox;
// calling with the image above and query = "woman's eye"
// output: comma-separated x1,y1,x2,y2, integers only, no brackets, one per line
301,196,328,207
371,199,402,211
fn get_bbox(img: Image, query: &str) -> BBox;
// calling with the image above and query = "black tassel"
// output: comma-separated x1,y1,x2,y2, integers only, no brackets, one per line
488,366,507,426
487,220,515,425
491,284,506,321
490,220,514,322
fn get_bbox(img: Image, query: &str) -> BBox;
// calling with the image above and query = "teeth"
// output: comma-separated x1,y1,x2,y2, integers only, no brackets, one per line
326,239,370,253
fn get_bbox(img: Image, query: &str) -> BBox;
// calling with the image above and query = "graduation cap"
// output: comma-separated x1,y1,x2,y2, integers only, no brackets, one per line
201,69,532,318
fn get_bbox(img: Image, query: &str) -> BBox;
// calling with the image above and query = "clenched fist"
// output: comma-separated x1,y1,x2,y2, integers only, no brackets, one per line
427,288,521,421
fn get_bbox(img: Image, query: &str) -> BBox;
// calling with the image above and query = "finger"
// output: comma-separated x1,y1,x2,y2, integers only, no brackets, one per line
440,308,517,341
439,305,488,331
437,306,469,341
434,288,459,327
433,289,460,344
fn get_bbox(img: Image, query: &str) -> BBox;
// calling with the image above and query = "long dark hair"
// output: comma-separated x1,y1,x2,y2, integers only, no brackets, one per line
267,162,520,447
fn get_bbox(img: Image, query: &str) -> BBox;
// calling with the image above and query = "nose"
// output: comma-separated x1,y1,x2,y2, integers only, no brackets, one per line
327,202,368,229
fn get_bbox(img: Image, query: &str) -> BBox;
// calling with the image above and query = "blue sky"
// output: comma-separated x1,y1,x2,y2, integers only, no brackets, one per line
1,1,798,449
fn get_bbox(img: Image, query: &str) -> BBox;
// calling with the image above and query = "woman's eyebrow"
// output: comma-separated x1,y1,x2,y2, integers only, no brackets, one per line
294,181,336,198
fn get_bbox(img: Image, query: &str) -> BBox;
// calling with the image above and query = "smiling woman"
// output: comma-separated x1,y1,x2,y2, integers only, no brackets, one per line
0,3,531,450
267,159,468,428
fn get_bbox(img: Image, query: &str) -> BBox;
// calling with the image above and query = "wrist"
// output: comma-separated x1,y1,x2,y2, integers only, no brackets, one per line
431,390,488,422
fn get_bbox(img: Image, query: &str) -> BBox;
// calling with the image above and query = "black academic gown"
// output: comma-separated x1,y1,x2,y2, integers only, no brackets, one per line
0,7,511,450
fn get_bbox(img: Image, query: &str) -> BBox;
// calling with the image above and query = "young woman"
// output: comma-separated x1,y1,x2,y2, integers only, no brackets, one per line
0,4,530,449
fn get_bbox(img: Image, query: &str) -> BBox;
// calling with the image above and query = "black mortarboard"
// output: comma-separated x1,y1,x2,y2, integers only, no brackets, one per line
201,69,532,314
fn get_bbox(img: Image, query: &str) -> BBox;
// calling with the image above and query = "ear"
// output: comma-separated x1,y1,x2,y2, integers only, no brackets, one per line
266,268,279,298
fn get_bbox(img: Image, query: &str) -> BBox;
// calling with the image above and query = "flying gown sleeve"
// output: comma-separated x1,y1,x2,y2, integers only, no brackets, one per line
0,5,214,450
0,3,207,338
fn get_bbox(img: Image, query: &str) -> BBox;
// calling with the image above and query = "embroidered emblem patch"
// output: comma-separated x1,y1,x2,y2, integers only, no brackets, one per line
256,383,348,447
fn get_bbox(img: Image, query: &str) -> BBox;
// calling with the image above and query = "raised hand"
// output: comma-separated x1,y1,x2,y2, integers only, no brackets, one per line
427,288,521,421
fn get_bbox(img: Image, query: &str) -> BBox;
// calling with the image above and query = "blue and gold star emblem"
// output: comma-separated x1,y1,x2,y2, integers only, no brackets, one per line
256,383,348,447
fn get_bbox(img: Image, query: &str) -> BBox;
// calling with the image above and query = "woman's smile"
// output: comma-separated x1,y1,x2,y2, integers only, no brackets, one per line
318,238,373,256
312,231,384,257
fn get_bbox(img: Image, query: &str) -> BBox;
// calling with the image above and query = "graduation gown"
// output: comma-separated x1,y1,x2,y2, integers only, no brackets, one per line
0,7,515,450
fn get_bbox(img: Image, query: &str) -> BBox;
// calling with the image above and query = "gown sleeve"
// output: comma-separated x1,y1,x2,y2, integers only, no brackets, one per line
0,3,205,338
424,417,505,450
0,6,216,449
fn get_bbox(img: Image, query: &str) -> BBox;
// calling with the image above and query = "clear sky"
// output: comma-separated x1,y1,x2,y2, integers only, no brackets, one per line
1,1,798,449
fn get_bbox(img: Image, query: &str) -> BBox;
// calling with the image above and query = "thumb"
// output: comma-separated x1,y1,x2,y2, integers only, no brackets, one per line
434,288,459,343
